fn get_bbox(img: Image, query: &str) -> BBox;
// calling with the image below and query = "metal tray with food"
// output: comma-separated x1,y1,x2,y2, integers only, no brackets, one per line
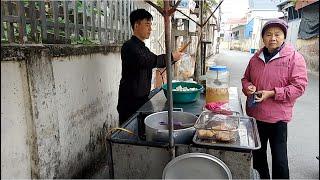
194,111,240,142
193,116,261,151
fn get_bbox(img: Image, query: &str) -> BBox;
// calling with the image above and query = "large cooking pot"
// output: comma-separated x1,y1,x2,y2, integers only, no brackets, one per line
144,111,197,144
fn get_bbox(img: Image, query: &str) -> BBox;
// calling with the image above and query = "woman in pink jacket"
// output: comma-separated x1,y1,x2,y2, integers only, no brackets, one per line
241,19,308,179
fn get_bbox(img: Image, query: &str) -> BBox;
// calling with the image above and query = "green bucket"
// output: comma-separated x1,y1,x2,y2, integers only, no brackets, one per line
162,82,204,103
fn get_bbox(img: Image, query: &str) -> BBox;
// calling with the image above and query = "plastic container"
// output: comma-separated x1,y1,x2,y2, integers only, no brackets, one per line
194,111,240,142
206,66,230,103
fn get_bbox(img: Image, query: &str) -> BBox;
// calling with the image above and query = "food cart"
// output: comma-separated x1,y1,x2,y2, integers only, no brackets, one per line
106,1,260,178
107,87,261,179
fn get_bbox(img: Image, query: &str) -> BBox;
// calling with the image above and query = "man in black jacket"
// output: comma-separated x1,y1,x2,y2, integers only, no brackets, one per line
117,9,182,126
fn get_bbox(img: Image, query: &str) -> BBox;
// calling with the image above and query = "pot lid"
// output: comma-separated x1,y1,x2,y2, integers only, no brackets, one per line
162,153,232,179
209,65,228,72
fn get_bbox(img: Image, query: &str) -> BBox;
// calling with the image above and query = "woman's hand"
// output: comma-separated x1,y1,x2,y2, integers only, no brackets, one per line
254,90,275,102
246,85,256,95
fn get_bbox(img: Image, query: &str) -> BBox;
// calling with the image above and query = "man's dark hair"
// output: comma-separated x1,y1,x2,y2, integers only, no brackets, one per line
130,9,153,29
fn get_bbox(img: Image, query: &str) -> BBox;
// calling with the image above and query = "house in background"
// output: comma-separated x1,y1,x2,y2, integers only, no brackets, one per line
244,0,284,52
225,0,284,52
277,0,319,72
220,17,247,50
230,24,246,51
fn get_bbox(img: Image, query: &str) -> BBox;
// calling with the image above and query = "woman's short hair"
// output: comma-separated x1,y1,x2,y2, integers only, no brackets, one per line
130,9,153,29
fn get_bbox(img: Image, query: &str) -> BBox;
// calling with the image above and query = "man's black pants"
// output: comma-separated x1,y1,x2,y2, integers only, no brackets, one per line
253,120,289,179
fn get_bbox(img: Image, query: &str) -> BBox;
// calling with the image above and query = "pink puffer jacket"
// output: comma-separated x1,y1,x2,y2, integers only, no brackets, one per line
241,43,308,123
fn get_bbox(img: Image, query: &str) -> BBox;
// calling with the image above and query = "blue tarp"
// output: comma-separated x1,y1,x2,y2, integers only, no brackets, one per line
245,19,254,38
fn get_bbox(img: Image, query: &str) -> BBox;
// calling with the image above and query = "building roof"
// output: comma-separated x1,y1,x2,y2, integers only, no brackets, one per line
249,0,280,10
232,24,245,31
276,0,293,10
295,0,319,10
225,17,247,25
276,0,290,7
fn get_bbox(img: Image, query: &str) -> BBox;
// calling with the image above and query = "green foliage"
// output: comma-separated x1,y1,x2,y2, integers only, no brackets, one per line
77,0,83,11
156,0,164,8
26,24,31,35
70,34,99,45
291,0,298,6
204,0,218,12
58,17,65,24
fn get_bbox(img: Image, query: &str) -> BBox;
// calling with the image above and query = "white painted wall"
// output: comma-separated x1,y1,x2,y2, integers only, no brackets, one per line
1,51,122,178
247,10,284,23
53,53,120,177
1,61,32,179
286,19,301,48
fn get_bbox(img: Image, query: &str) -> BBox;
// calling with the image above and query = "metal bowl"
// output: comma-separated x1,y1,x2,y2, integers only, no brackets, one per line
162,153,232,179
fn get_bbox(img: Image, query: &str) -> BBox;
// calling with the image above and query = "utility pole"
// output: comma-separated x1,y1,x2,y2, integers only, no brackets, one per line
195,0,204,82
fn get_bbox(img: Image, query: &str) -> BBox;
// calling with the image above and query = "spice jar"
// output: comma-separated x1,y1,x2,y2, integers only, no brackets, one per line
206,66,230,103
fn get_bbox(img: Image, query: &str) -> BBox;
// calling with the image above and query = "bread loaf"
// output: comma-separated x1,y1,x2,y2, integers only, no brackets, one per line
198,129,216,138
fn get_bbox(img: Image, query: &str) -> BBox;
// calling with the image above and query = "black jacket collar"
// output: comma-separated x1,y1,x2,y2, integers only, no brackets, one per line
131,35,145,46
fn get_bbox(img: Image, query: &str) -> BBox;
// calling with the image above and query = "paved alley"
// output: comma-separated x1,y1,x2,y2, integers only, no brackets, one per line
210,49,319,179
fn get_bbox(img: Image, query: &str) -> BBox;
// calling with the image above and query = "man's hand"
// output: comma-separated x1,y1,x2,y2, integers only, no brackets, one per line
254,90,275,102
172,51,183,62
246,84,256,95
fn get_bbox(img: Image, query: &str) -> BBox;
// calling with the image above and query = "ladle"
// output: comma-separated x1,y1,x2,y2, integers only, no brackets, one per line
213,70,222,86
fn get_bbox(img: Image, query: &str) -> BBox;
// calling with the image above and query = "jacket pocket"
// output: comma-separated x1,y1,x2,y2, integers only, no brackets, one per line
273,61,290,79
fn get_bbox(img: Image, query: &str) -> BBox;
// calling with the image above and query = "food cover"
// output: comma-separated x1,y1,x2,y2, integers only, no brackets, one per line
194,111,240,142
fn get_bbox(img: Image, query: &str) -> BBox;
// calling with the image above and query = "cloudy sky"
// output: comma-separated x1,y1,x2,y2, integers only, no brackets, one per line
220,0,249,21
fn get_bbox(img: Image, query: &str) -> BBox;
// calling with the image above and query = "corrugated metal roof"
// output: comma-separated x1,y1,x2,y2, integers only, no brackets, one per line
249,0,279,10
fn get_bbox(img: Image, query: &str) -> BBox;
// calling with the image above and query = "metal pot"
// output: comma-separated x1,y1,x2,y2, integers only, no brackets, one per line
144,111,197,144
162,153,232,179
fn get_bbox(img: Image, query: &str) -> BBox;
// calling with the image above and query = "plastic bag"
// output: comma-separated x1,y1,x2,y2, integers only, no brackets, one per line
176,53,194,81
204,101,233,115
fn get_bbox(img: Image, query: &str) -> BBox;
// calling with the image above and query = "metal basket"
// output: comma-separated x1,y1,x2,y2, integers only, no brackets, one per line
194,111,240,142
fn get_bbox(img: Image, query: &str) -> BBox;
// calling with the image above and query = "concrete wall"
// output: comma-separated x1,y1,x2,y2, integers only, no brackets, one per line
1,45,121,178
1,61,33,179
296,37,319,73
247,10,283,23
286,19,302,48
230,39,251,52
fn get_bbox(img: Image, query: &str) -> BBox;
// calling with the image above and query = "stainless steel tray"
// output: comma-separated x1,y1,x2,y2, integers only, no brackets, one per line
192,116,261,151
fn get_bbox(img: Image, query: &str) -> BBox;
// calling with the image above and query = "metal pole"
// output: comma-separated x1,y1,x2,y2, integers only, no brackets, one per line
164,0,175,159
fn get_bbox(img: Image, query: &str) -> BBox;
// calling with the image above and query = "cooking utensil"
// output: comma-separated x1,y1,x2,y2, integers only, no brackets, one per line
213,70,222,85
